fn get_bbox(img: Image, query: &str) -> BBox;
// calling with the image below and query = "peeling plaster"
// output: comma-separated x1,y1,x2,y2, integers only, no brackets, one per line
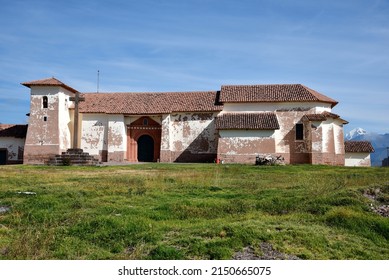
108,116,125,150
81,114,108,156
169,112,218,153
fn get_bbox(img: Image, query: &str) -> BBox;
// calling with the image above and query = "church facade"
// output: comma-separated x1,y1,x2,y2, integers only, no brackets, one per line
20,77,349,165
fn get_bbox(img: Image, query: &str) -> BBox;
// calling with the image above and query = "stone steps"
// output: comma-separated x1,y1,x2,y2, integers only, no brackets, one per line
47,149,98,166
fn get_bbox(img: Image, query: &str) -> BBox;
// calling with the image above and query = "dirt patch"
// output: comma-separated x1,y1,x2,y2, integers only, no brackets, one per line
233,242,300,260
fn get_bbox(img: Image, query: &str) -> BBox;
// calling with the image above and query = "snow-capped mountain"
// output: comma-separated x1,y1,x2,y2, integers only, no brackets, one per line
345,128,389,166
345,127,367,140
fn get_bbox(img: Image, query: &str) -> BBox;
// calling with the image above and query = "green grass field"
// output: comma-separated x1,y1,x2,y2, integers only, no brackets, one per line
0,163,388,260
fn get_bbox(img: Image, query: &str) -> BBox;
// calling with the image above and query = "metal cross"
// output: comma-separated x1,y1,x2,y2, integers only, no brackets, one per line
69,92,85,149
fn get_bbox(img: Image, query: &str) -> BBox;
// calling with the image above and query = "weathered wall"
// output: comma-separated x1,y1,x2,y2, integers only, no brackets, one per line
160,114,171,162
24,86,72,164
345,153,371,167
80,114,108,161
107,115,126,161
0,137,25,163
308,119,345,165
217,130,276,163
274,110,313,164
161,112,218,162
59,91,72,150
218,102,345,165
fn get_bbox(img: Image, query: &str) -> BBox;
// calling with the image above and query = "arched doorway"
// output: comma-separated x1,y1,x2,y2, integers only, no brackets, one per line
137,135,154,162
127,117,161,162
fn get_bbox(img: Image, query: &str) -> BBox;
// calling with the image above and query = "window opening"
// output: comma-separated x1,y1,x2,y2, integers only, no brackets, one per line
43,96,48,108
143,118,148,125
296,123,304,140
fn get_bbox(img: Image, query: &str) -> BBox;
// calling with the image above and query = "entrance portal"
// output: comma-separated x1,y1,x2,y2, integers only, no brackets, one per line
127,117,161,162
137,135,154,162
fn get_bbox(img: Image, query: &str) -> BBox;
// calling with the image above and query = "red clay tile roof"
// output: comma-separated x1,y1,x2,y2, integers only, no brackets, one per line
220,84,338,107
79,91,223,114
22,77,78,93
215,113,280,130
21,78,340,114
304,114,327,121
304,111,348,124
344,141,375,153
0,124,28,138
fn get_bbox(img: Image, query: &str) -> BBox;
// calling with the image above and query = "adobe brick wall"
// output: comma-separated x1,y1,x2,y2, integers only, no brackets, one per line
23,145,61,164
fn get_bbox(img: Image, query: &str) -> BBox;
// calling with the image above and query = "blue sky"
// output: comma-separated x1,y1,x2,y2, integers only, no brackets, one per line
0,0,388,134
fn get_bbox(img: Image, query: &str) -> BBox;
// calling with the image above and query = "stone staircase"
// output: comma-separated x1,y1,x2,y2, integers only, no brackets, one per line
47,149,98,166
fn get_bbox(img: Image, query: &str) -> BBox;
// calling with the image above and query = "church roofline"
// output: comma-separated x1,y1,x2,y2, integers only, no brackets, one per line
219,84,338,108
21,77,78,93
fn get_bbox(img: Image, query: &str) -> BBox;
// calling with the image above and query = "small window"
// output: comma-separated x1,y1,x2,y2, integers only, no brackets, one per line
143,118,148,125
43,96,48,108
296,123,304,140
43,116,47,122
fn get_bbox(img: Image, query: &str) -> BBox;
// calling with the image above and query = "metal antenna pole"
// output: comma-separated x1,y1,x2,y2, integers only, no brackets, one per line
97,70,100,93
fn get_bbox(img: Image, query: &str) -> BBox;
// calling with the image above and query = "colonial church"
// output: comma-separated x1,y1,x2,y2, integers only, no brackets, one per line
0,77,374,166
20,77,349,165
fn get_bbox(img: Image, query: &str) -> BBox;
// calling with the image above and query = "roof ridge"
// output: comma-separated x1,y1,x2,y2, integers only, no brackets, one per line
81,90,217,95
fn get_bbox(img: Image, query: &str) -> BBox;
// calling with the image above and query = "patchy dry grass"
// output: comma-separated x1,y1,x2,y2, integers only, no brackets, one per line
0,164,388,260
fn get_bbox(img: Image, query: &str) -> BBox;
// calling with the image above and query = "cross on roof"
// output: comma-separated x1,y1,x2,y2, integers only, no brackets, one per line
69,92,85,149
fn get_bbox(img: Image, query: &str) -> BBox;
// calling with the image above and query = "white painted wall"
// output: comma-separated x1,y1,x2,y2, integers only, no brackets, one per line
345,153,371,167
108,115,126,152
58,91,72,150
333,121,344,155
320,120,332,153
81,114,108,156
317,119,344,155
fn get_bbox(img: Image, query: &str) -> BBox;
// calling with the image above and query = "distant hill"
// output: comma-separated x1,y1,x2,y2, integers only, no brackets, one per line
345,128,389,166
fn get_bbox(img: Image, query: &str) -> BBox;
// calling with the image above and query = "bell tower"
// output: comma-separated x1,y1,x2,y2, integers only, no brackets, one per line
22,77,76,164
